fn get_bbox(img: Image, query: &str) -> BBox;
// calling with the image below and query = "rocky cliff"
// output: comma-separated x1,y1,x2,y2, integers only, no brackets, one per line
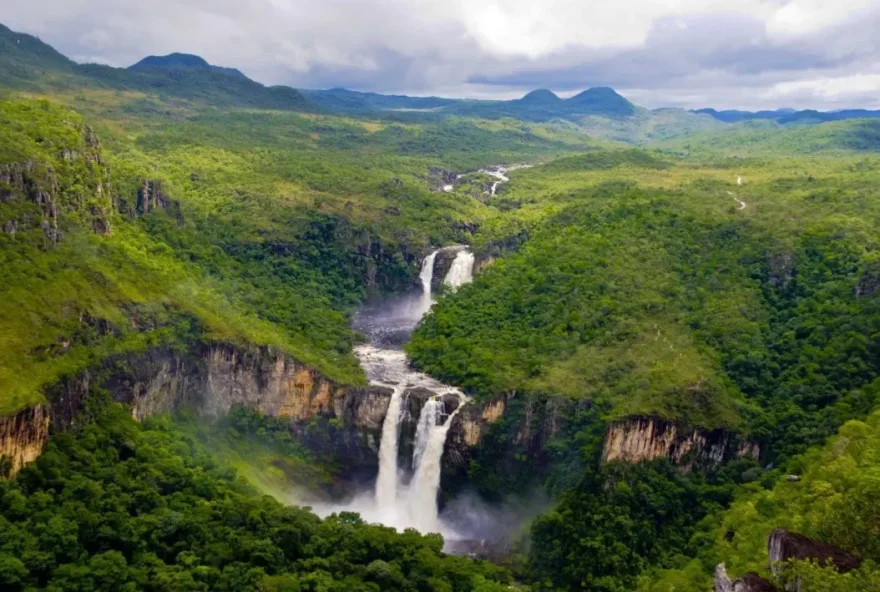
602,416,760,469
0,342,393,477
768,529,862,575
713,529,862,592
714,564,776,592
0,121,111,243
0,405,50,477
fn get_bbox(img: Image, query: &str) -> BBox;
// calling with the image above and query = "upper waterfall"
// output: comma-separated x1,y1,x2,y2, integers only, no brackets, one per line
443,250,475,289
420,250,438,298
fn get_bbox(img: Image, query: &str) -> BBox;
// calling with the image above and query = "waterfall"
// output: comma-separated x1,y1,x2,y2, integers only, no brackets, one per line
375,385,404,508
412,397,442,471
443,250,475,289
420,250,438,296
407,400,465,532
360,245,471,533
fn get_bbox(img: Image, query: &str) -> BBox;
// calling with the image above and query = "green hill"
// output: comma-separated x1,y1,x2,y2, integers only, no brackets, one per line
130,52,249,79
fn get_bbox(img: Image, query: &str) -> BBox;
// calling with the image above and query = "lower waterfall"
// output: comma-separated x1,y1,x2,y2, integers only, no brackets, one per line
407,399,465,532
374,386,404,509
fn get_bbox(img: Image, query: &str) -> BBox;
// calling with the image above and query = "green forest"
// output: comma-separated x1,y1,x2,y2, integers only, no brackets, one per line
1,20,879,592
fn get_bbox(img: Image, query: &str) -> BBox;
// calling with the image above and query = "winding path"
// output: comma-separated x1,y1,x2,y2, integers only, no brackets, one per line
727,191,747,210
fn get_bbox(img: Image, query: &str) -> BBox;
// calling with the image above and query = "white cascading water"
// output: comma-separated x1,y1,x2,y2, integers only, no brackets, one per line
419,250,438,297
345,246,475,533
411,397,441,471
374,386,404,508
406,402,465,532
443,250,475,289
479,164,532,196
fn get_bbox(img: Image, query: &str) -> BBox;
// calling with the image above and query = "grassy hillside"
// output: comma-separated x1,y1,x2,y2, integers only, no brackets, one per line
659,118,880,157
0,100,373,415
411,149,880,450
0,74,597,417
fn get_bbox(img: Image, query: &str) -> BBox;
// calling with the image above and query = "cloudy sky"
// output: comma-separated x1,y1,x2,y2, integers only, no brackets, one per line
5,0,880,109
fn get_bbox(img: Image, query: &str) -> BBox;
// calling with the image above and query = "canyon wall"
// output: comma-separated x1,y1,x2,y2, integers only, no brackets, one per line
602,416,760,469
2,346,762,481
0,342,393,476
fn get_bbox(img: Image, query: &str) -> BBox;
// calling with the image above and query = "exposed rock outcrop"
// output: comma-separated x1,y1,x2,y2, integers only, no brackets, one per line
602,416,759,469
855,262,880,296
442,394,574,493
768,529,862,575
767,251,795,289
97,343,392,428
0,161,60,245
0,123,111,244
116,179,183,223
474,255,496,274
714,564,777,592
714,529,862,592
426,167,457,192
0,405,50,477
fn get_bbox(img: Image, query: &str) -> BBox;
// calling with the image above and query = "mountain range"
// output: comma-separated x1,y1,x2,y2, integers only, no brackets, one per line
2,22,879,126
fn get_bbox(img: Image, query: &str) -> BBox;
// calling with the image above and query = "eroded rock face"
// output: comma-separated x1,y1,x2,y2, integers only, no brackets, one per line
1,342,393,476
0,161,60,245
602,416,759,469
0,123,111,244
714,564,777,592
768,529,862,575
0,406,50,477
100,343,392,430
767,251,795,289
117,179,183,223
474,255,496,274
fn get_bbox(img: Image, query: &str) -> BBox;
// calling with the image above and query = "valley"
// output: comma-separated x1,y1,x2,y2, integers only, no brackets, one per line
0,19,879,592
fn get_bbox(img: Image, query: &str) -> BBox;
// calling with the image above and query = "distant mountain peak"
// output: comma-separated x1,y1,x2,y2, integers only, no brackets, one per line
129,53,248,79
565,87,635,116
518,89,562,104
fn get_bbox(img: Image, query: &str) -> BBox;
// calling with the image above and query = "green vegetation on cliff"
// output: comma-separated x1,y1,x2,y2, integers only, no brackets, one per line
410,151,880,455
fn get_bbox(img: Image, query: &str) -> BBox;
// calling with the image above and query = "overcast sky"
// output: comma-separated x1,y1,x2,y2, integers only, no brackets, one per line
4,0,880,110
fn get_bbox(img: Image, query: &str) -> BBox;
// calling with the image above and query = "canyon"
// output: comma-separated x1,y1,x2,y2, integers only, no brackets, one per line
0,246,759,510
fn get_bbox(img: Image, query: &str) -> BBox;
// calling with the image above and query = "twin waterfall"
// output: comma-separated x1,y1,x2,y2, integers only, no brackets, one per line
355,246,474,534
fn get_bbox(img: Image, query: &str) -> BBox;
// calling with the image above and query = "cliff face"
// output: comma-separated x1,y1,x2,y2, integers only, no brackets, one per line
100,343,392,427
441,394,576,497
0,122,111,244
602,416,760,469
0,342,393,477
768,529,862,575
0,406,50,476
713,564,776,592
